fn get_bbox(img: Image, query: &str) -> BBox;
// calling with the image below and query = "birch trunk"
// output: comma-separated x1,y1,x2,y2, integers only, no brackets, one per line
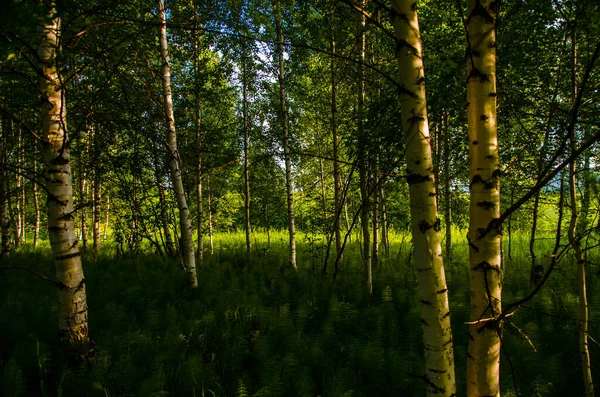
242,44,252,256
156,0,197,288
331,11,343,267
154,143,175,257
391,1,456,394
0,129,10,257
18,127,25,245
79,156,87,249
92,174,100,252
207,174,214,255
568,23,594,397
33,156,40,248
194,26,204,264
442,112,452,259
465,1,502,395
103,193,109,240
358,0,372,294
38,3,94,362
275,0,296,269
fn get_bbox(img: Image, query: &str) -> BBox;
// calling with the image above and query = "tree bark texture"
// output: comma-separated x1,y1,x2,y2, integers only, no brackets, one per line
156,0,197,288
465,1,502,395
391,1,456,395
38,3,94,363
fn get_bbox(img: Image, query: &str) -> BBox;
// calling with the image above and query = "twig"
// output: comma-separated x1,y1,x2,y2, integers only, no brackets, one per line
0,265,61,286
508,321,537,352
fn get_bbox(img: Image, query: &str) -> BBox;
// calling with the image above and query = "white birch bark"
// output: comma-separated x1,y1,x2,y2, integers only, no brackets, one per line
156,0,197,288
391,1,456,394
38,2,94,362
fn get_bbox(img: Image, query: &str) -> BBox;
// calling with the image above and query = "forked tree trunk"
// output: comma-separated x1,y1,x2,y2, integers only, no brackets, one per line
38,3,94,363
391,1,456,395
358,0,372,294
465,1,502,395
156,0,197,288
275,0,296,269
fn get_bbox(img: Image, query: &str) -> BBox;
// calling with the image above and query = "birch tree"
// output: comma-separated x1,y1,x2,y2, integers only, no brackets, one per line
38,2,94,362
391,1,456,395
274,0,296,269
156,0,197,288
465,0,502,395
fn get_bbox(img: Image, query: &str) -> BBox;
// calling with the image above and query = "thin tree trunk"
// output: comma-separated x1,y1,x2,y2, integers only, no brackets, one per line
275,0,296,269
12,122,21,248
38,3,93,362
33,156,40,248
372,156,379,264
13,171,21,248
156,0,197,288
79,172,87,248
465,1,501,395
18,126,25,245
319,157,328,233
358,0,372,294
344,198,351,242
103,193,109,240
568,23,594,397
442,112,452,259
391,1,456,395
194,32,204,265
92,175,100,252
0,124,10,258
207,174,214,255
331,8,343,269
242,43,252,257
154,143,175,257
380,187,389,256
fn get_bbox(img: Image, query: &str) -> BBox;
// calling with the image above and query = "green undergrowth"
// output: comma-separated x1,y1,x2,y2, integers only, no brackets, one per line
1,231,599,396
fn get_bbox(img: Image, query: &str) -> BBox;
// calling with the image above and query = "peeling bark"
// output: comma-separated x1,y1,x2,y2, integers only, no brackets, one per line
38,2,94,363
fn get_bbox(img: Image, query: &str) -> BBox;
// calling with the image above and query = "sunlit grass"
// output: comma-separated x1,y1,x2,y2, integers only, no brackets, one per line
1,229,599,396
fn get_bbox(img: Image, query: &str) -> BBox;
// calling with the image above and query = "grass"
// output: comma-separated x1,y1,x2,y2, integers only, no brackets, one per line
1,229,599,396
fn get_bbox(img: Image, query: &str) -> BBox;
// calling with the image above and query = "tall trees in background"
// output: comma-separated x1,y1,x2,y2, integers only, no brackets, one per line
391,0,456,395
465,0,502,395
38,1,93,362
156,0,197,288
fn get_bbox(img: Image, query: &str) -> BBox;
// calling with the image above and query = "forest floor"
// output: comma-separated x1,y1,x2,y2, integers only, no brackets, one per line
1,231,599,396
